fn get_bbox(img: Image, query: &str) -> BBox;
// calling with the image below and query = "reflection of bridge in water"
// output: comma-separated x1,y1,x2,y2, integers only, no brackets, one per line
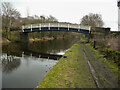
1,52,61,74
1,52,62,61
1,51,62,61
23,51,62,60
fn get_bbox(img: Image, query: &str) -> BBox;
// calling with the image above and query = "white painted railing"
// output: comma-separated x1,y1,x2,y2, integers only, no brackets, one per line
118,25,120,31
22,23,90,31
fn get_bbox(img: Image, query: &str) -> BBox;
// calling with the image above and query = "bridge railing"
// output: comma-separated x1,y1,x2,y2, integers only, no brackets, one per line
22,23,90,31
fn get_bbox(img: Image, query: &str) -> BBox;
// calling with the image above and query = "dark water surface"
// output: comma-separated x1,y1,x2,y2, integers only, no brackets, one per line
2,38,79,88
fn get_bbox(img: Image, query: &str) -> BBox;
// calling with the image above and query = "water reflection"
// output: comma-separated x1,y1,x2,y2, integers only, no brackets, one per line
2,38,79,57
2,55,21,74
28,39,76,54
2,38,79,88
23,51,62,60
2,54,58,88
2,51,62,74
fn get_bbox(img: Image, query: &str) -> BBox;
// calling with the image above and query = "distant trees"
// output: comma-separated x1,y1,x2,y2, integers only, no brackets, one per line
47,15,58,22
40,15,46,21
80,13,104,27
22,15,58,25
39,15,58,22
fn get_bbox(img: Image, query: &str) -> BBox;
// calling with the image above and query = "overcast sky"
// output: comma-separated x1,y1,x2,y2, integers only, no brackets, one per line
2,0,118,31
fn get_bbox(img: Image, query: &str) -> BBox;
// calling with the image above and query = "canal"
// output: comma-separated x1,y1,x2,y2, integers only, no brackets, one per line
1,38,79,88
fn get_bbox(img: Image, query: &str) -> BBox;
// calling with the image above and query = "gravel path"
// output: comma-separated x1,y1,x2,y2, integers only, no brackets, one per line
81,45,103,88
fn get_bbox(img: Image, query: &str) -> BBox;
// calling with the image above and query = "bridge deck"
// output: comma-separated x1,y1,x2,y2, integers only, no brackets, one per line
22,23,90,34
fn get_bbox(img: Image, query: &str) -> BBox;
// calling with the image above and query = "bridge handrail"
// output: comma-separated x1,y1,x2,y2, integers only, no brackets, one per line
22,23,90,31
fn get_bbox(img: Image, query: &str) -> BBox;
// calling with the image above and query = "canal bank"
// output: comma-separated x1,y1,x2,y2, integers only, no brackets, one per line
36,41,118,88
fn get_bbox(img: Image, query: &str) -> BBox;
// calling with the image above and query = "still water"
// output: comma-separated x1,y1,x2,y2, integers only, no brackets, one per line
2,38,79,88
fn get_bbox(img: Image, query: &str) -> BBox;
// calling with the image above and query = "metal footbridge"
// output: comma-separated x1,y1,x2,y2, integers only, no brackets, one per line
22,23,90,34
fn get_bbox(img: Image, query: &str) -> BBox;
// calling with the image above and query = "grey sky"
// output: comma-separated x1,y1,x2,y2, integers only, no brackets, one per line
2,0,118,31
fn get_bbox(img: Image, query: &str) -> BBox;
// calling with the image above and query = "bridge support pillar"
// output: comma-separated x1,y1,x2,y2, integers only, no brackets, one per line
20,32,29,43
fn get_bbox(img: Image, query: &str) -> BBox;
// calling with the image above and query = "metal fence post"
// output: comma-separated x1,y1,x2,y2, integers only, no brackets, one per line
93,40,96,48
89,26,91,33
78,25,80,31
39,24,41,30
68,24,69,31
22,25,24,32
58,23,59,30
31,24,32,31
49,23,50,30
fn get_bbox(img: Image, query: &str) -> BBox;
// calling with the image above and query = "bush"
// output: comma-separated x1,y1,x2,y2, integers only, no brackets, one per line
100,48,120,65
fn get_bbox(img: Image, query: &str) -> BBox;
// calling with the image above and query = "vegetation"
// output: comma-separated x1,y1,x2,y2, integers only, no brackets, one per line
99,48,120,66
2,2,21,38
85,43,118,72
2,29,21,42
83,43,118,88
1,28,82,42
80,13,104,27
88,29,119,66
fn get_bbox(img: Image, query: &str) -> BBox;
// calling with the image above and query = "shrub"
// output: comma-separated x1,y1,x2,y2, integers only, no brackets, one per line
100,48,120,66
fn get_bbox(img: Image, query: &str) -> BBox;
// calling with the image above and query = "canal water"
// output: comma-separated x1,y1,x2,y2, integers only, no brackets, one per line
1,38,79,88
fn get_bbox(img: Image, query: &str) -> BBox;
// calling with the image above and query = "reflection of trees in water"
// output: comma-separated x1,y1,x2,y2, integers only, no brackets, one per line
2,43,24,57
28,38,79,54
2,56,21,74
2,38,80,58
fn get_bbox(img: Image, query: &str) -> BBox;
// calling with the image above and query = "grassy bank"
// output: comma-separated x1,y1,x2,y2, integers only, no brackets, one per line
85,43,118,73
36,41,96,88
1,37,10,45
29,37,54,42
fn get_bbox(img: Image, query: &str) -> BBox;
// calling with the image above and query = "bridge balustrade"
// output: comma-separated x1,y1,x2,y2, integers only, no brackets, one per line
22,23,90,33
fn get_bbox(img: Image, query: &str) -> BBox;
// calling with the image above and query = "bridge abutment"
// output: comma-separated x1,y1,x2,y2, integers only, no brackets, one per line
20,32,29,43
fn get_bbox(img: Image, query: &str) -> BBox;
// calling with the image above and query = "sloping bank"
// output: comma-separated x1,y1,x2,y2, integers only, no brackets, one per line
83,43,118,88
36,41,96,88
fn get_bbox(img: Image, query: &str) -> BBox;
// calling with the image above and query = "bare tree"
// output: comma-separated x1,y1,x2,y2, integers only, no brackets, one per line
26,7,30,18
80,13,104,27
47,15,58,22
34,15,39,19
2,2,21,38
40,15,46,21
